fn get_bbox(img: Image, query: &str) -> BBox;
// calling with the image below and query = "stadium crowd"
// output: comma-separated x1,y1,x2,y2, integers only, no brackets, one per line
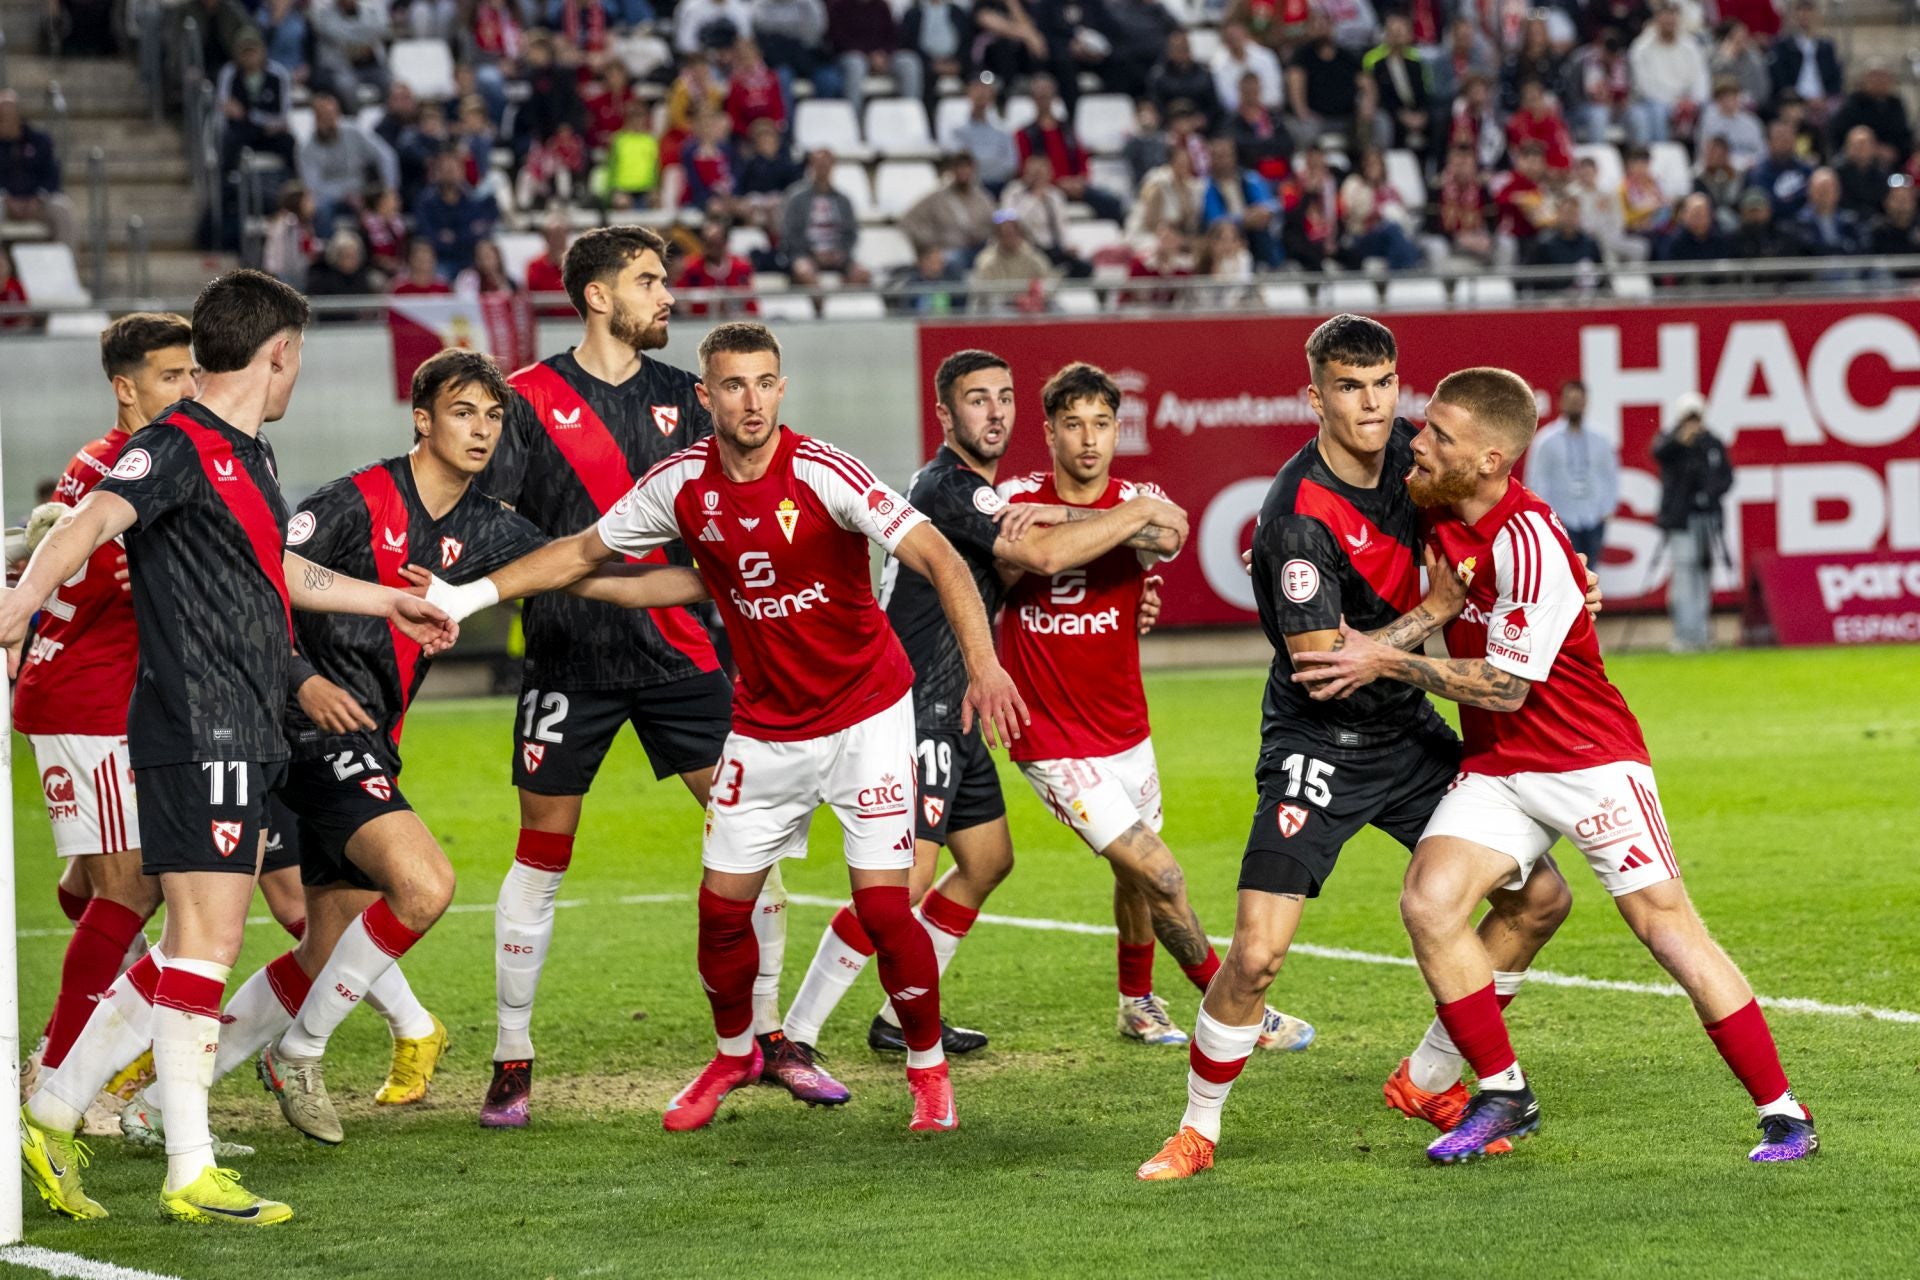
7,0,1920,313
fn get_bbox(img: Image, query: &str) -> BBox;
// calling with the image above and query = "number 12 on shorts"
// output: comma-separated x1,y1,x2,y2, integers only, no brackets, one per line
1277,753,1335,806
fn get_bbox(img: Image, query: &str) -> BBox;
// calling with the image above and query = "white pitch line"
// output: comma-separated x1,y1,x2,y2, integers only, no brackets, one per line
0,1244,185,1280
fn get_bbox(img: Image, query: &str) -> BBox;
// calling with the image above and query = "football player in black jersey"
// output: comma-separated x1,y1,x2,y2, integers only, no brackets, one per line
475,227,806,1121
779,349,1213,1059
1138,315,1579,1182
6,270,457,1225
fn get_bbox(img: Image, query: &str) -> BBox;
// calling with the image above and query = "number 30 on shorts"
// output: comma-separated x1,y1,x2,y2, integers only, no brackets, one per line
1276,752,1335,806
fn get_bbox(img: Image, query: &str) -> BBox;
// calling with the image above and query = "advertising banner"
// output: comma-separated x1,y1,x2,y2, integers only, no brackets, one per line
1752,550,1920,646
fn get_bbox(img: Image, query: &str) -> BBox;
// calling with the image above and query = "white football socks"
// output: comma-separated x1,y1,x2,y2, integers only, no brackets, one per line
365,964,436,1041
752,865,788,1036
30,945,168,1135
1181,1008,1261,1143
494,860,564,1060
279,906,417,1061
153,958,229,1192
1408,969,1526,1092
783,918,871,1049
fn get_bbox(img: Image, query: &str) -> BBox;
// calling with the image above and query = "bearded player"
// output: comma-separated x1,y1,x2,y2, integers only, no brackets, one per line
427,321,1026,1132
1292,367,1816,1164
477,227,803,1124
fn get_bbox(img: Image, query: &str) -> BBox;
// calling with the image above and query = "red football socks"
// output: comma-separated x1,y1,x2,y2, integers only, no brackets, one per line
696,888,759,1043
1434,982,1518,1082
1179,948,1222,994
514,828,575,873
1704,998,1794,1108
1118,941,1155,998
853,885,941,1054
45,898,144,1068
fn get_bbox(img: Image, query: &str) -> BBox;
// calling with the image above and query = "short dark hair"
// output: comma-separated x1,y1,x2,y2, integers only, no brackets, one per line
1040,361,1120,418
697,321,781,376
1432,367,1539,455
934,349,1011,414
1306,313,1397,377
1561,378,1586,395
190,268,311,373
561,225,669,319
100,311,192,381
410,347,511,417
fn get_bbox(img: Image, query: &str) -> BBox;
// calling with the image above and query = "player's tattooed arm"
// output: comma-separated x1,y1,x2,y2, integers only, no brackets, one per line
285,552,460,655
1293,619,1530,711
302,561,336,591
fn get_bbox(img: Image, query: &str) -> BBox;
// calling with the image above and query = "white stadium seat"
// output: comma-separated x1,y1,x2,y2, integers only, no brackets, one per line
286,106,315,147
1064,219,1123,259
822,292,887,319
758,292,817,322
1323,278,1380,310
389,38,457,100
495,232,544,287
729,225,772,258
1612,270,1654,300
863,98,936,158
831,162,878,220
1385,149,1427,210
1463,275,1516,307
873,160,940,218
1383,277,1449,308
1575,143,1623,197
795,98,871,160
1649,141,1693,202
1002,94,1040,133
1055,285,1100,314
12,242,89,305
933,95,977,144
1261,281,1311,310
858,225,916,272
1073,94,1135,155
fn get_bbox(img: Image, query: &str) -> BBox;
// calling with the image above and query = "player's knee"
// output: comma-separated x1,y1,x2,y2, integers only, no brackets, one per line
1505,872,1573,941
395,862,456,930
1226,939,1286,991
1398,881,1456,946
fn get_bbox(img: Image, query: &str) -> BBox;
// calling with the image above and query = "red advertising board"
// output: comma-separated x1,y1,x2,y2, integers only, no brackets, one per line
1752,551,1920,646
917,299,1920,627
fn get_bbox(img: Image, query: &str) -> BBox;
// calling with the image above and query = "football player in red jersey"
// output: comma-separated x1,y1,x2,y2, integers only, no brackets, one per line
996,363,1315,1052
1293,367,1815,1164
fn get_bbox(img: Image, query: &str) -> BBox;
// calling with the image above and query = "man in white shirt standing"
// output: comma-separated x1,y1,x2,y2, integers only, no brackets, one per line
1212,21,1283,113
1526,380,1618,568
1628,2,1708,143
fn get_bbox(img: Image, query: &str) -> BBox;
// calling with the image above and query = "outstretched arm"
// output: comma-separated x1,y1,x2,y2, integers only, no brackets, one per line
894,521,1029,747
401,559,709,613
286,552,459,655
1291,619,1531,711
416,527,622,622
0,490,138,673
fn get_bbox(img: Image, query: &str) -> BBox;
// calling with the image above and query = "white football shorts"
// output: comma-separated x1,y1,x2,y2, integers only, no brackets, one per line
30,734,141,857
1018,737,1164,854
1421,759,1679,898
702,692,918,875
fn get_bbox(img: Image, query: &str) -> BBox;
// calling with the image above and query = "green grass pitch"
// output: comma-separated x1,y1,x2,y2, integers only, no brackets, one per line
6,646,1918,1279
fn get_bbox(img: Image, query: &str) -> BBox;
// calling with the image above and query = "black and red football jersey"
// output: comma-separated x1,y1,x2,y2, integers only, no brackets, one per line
282,455,546,761
481,350,722,691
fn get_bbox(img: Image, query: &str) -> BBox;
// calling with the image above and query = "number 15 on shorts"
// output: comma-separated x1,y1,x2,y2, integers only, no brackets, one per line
1277,753,1335,806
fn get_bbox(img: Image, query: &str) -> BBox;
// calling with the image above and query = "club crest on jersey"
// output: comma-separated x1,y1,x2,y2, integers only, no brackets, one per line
923,796,946,828
382,527,408,555
210,820,245,858
1281,559,1320,604
551,407,581,430
1456,555,1478,587
522,742,546,774
440,536,464,568
360,775,393,801
1275,804,1309,839
287,511,316,546
703,490,720,512
110,448,151,480
775,498,799,543
652,404,680,436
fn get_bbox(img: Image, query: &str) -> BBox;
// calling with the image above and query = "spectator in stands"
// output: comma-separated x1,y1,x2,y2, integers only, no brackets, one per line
1830,63,1913,164
456,95,498,185
1443,74,1505,173
395,101,449,207
1279,142,1340,268
1774,91,1825,159
261,180,319,289
519,33,589,151
1428,142,1494,264
1573,31,1640,146
1566,153,1646,263
360,184,409,275
525,214,571,306
1202,134,1283,268
259,0,312,84
726,38,790,136
1694,136,1743,210
217,31,297,182
901,151,996,269
1507,78,1574,173
735,115,803,221
1767,0,1841,120
1709,21,1770,115
1651,392,1731,652
900,0,975,96
974,0,1075,102
1620,144,1670,241
1834,126,1891,217
1122,224,1191,307
1529,381,1617,567
969,209,1054,310
374,82,420,151
1338,148,1420,268
1215,21,1284,113
755,0,841,98
941,74,1020,192
683,108,741,215
0,92,78,248
668,52,727,136
1698,77,1763,172
676,0,752,55
887,244,968,313
780,148,872,285
1014,74,1126,224
1226,71,1295,181
602,102,661,208
1123,101,1170,186
1364,14,1428,153
1287,12,1380,152
1428,17,1497,112
1127,141,1204,245
1499,14,1563,115
1747,118,1813,219
1731,188,1792,258
392,237,453,292
1790,167,1867,258
1868,176,1920,254
828,0,924,117
1148,34,1221,131
400,0,462,40
1089,0,1180,99
0,243,29,331
1656,191,1733,261
1193,218,1258,308
171,0,254,83
1629,2,1706,144
521,117,591,208
677,216,759,315
583,61,640,150
1492,140,1555,263
298,92,399,233
414,148,500,276
460,0,526,105
1000,154,1089,275
307,227,379,301
312,0,391,105
456,237,518,295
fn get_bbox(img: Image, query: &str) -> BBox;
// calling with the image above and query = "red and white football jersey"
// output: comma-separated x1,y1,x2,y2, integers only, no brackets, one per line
598,426,926,741
1425,480,1649,777
996,471,1161,763
14,428,140,737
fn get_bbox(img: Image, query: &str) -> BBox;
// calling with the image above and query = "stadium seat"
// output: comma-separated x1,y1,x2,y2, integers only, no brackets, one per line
831,162,878,220
657,163,686,211
1612,269,1653,300
496,231,544,286
863,98,936,159
1003,94,1041,133
1324,278,1380,310
12,242,89,305
933,95,977,143
1384,277,1449,308
287,106,315,147
795,99,871,160
1649,141,1692,202
1261,281,1311,310
1463,275,1516,307
47,309,112,337
1384,149,1426,210
751,271,791,291
822,292,887,319
1090,156,1131,196
1056,286,1100,314
729,225,772,258
1073,94,1135,155
1188,28,1222,63
1575,143,1623,196
873,160,940,218
858,225,916,272
389,38,457,101
1064,219,1124,259
758,292,817,321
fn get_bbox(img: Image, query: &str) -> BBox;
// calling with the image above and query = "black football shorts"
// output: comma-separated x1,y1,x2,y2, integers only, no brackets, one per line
276,744,415,892
511,670,733,795
1239,711,1464,899
261,792,301,876
139,759,289,877
913,726,1007,845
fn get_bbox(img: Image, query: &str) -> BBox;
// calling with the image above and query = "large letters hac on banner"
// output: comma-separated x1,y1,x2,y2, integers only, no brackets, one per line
919,299,1920,627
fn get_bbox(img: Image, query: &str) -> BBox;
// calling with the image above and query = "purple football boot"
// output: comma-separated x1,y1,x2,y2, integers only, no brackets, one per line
1750,1112,1818,1162
758,1032,851,1107
481,1059,532,1128
1426,1086,1540,1163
